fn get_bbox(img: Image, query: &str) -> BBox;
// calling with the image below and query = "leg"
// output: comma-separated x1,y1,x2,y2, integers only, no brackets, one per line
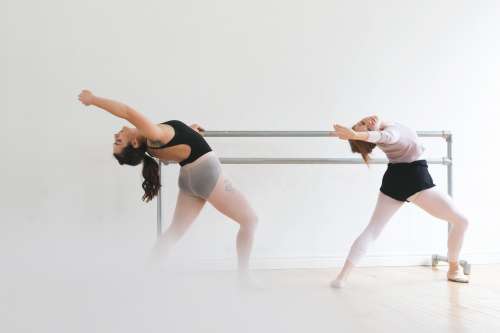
149,190,206,265
332,192,404,288
409,188,469,283
207,175,258,274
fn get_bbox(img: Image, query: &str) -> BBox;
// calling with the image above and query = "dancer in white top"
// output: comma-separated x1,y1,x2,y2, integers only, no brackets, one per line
331,116,469,287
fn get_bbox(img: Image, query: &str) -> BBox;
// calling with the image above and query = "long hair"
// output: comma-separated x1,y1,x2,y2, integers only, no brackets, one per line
348,125,376,165
113,142,160,202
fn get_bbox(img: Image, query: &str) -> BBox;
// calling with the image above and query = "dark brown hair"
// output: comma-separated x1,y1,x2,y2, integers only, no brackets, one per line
348,125,376,165
113,142,160,202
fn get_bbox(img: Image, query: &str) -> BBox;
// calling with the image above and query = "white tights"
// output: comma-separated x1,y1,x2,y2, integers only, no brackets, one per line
347,189,468,265
151,173,258,272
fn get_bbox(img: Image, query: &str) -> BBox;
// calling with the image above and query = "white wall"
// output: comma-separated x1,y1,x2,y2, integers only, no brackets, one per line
4,0,500,271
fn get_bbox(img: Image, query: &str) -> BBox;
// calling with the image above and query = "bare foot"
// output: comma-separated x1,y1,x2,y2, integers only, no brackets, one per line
330,279,346,289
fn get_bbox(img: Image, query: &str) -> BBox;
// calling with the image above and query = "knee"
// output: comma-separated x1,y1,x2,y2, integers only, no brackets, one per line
241,213,259,233
352,234,369,252
248,213,259,231
455,216,469,231
349,236,369,261
449,213,469,232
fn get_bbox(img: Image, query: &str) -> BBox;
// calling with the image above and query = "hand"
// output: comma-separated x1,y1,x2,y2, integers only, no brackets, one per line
190,123,205,133
78,89,95,106
333,124,357,140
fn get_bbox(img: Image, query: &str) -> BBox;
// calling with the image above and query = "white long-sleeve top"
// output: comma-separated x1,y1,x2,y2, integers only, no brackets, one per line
365,123,424,163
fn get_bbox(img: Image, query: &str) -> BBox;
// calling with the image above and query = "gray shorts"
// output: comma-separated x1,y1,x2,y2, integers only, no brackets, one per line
178,152,222,199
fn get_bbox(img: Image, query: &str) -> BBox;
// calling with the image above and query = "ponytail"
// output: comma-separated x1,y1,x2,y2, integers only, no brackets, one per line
348,139,376,165
141,154,160,202
114,143,161,202
346,124,377,165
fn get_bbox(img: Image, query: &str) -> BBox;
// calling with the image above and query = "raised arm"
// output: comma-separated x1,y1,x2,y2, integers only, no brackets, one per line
364,129,399,144
78,90,165,141
333,124,370,141
333,124,399,144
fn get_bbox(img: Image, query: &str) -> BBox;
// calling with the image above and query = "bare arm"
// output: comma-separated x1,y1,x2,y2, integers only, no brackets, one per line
333,124,369,141
78,90,165,141
333,124,399,144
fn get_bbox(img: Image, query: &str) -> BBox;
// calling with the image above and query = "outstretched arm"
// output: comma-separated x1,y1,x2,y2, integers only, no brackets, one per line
78,90,165,141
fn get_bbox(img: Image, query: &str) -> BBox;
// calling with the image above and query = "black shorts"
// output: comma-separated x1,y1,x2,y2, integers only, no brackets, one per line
380,160,435,202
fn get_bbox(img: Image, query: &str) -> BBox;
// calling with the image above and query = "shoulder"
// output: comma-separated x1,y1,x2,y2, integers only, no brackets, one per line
381,122,398,130
147,123,175,146
391,122,415,131
382,123,407,135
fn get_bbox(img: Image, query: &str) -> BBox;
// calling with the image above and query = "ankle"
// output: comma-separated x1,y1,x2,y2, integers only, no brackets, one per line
448,261,460,272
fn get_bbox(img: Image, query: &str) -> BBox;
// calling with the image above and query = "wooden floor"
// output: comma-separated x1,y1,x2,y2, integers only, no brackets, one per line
247,265,500,333
160,265,500,333
5,264,500,333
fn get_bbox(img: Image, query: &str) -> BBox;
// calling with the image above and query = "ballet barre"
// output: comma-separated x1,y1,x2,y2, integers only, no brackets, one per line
156,130,470,274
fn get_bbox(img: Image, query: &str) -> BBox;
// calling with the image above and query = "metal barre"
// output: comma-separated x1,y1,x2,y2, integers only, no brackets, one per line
156,130,469,273
216,158,451,165
202,130,451,138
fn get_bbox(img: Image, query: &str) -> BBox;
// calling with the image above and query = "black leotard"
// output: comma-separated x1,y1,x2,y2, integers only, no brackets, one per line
148,120,212,166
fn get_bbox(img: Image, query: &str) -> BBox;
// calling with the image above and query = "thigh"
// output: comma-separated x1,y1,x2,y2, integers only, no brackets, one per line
207,174,257,225
167,190,206,234
370,192,405,222
408,188,458,221
364,192,404,234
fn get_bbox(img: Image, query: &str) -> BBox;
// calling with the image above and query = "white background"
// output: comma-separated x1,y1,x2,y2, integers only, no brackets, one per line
4,0,500,272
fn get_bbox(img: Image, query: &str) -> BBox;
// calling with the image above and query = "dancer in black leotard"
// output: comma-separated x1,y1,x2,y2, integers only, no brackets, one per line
78,90,258,282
